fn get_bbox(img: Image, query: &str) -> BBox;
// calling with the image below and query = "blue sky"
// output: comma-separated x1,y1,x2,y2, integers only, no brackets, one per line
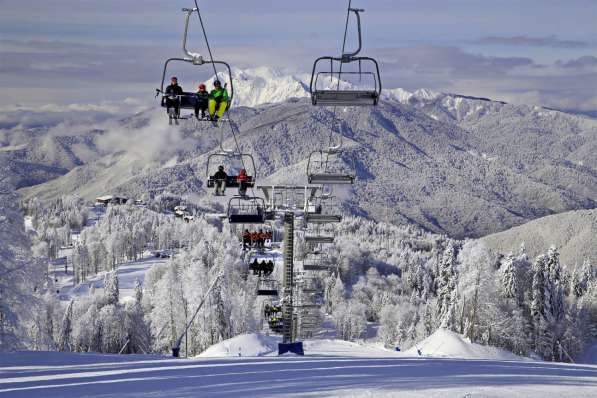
1,0,596,113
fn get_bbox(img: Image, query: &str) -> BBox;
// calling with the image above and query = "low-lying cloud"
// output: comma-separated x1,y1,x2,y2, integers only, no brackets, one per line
477,35,590,48
556,55,597,69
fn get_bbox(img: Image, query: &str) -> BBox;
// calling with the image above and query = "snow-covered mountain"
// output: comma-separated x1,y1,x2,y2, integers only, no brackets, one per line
481,209,597,266
4,66,596,238
222,67,309,107
18,93,597,238
213,66,498,117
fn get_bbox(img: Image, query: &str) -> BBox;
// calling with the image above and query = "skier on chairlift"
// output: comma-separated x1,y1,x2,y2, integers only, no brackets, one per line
267,260,274,275
250,258,260,275
257,229,266,249
164,76,184,121
242,229,251,250
208,80,229,121
194,83,209,119
237,168,249,196
213,165,228,196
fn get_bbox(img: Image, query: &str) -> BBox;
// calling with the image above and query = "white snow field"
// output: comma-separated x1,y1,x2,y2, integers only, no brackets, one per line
2,331,596,398
1,348,596,398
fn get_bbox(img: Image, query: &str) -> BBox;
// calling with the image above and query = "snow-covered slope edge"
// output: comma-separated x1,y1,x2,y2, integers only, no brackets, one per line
197,330,526,360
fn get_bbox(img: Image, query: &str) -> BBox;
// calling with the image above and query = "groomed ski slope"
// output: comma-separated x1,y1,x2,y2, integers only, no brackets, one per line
2,331,596,398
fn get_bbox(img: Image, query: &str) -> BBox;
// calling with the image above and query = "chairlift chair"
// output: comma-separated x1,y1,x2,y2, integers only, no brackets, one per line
227,196,266,224
206,152,256,191
157,8,234,120
256,278,279,296
307,149,356,185
302,251,332,272
309,7,381,107
305,235,334,244
304,195,343,224
240,223,276,252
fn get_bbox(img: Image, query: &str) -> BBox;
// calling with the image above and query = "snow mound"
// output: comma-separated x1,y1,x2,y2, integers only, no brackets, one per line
404,329,526,361
304,339,399,357
197,333,281,357
197,333,401,358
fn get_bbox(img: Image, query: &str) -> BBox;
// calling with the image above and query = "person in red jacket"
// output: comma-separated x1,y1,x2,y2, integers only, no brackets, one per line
237,168,249,196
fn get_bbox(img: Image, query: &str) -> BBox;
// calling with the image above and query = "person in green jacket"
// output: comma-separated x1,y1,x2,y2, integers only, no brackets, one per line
208,80,229,121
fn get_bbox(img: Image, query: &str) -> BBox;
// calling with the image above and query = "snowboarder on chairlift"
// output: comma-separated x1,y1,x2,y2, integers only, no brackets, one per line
208,80,229,121
164,76,184,122
213,165,228,196
237,168,249,196
194,83,209,119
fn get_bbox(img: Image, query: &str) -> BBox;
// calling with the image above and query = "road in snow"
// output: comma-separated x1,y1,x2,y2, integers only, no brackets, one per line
1,351,596,398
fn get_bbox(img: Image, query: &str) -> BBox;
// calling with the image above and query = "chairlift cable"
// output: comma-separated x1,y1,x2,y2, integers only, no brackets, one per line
227,116,259,201
191,3,256,201
324,0,352,176
194,0,219,78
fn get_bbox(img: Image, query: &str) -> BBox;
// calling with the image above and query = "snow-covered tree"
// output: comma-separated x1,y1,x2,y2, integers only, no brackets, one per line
436,241,458,330
104,271,119,306
0,182,45,351
58,299,74,351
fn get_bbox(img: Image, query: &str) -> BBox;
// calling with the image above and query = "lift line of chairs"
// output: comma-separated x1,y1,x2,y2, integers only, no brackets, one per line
157,2,381,340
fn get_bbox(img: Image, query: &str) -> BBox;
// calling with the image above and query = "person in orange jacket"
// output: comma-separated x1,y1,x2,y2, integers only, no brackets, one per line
250,231,258,248
258,229,266,249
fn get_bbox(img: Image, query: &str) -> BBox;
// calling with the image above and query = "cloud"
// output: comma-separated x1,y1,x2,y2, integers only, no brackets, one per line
94,109,197,163
0,100,149,130
477,35,590,48
556,55,597,69
373,45,535,80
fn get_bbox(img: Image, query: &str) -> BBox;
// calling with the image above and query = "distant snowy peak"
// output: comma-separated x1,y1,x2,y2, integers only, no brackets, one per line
205,67,308,108
383,87,443,104
221,67,506,121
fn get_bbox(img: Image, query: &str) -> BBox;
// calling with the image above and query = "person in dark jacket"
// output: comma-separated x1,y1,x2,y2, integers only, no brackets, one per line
213,165,228,196
194,83,209,119
164,76,184,120
265,260,274,275
242,229,251,250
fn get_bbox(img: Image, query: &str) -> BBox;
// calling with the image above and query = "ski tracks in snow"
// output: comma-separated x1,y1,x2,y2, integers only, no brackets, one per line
1,352,597,397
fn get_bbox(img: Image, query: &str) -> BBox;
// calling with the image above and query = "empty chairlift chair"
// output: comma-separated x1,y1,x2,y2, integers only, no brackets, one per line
309,7,381,107
302,251,332,272
228,197,266,224
304,195,343,224
305,235,334,244
256,279,279,296
307,149,356,185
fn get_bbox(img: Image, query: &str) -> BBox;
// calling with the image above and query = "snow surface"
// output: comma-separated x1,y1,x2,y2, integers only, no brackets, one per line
198,330,525,361
1,350,596,398
403,329,526,361
198,334,281,357
52,253,168,302
198,333,398,358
